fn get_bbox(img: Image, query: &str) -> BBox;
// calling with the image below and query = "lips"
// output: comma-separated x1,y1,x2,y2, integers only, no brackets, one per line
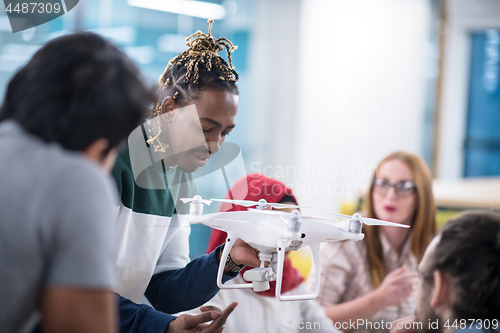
384,205,396,212
191,151,210,167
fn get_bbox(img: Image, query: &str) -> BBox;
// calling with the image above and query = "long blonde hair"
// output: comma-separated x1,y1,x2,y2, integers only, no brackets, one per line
364,151,436,288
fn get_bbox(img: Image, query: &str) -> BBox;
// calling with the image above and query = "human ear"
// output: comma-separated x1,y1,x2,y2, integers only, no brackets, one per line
429,270,450,310
83,139,116,173
84,139,108,160
160,96,178,115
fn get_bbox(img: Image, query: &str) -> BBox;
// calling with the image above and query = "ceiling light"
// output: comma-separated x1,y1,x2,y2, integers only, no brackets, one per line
128,0,226,20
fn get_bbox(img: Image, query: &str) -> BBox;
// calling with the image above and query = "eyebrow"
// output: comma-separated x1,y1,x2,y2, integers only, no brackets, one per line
200,117,235,130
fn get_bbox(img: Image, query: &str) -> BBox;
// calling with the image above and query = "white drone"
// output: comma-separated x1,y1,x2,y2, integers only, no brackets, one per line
180,195,409,302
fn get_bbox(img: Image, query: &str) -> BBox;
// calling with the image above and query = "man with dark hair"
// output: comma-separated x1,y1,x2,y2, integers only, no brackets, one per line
0,32,154,333
392,211,500,333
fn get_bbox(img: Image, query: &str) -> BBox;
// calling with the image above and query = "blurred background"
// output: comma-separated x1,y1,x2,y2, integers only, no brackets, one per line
1,0,499,261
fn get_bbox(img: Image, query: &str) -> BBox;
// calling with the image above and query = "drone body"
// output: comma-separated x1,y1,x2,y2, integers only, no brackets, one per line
195,210,364,253
181,195,408,301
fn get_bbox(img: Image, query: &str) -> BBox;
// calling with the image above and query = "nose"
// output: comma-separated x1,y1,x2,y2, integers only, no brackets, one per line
205,140,221,154
204,131,225,154
386,185,398,199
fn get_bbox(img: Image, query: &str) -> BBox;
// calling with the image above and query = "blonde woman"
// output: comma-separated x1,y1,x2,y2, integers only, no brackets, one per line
308,151,436,333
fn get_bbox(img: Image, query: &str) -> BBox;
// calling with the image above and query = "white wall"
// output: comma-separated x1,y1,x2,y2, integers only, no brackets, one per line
287,0,431,212
436,0,500,179
245,0,301,172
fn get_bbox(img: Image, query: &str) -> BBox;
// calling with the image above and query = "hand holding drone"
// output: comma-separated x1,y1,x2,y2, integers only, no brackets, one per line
181,195,409,301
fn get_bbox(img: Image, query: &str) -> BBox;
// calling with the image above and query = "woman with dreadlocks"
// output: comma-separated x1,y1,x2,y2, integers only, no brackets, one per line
113,20,260,333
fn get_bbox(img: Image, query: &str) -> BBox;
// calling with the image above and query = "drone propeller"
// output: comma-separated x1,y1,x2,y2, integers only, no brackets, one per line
298,215,342,222
246,208,285,214
313,211,409,228
180,195,212,206
244,210,350,230
210,198,300,210
243,209,349,224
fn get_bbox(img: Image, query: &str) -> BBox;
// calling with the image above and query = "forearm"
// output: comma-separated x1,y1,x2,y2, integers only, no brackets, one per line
324,289,384,325
215,244,241,275
145,248,237,314
118,294,175,333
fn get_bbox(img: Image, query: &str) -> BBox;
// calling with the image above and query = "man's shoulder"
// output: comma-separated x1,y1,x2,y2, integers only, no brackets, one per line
44,143,113,196
0,120,109,190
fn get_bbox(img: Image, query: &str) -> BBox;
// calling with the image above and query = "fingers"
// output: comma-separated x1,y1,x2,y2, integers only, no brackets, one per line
391,272,419,285
200,306,222,320
390,265,406,275
386,266,409,280
214,302,237,324
392,274,418,293
385,268,418,286
379,268,419,306
397,286,415,302
398,281,417,302
200,306,221,314
230,239,260,267
203,302,237,332
181,311,218,329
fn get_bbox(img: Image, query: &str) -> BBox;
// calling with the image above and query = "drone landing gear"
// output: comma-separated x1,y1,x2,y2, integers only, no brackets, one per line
216,235,253,290
275,241,321,301
216,238,279,292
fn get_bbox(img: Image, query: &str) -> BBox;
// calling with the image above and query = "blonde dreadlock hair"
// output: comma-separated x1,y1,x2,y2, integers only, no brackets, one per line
147,19,239,152
153,19,239,115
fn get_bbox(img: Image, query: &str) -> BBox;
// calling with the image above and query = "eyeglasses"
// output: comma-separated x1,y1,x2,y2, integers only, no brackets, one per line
372,179,417,198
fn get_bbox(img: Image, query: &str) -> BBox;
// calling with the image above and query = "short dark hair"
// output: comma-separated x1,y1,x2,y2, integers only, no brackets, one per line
0,32,154,152
427,211,500,321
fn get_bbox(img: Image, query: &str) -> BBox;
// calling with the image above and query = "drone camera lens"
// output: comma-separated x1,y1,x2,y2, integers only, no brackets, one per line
301,233,306,238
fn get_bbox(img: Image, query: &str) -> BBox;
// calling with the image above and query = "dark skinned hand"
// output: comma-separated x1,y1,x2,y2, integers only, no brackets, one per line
165,302,237,333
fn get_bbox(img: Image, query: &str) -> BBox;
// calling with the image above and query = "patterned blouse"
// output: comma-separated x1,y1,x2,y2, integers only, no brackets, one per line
307,233,417,333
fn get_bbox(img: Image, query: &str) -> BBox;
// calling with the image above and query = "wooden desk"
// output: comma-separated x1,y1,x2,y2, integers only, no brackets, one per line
432,177,500,210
